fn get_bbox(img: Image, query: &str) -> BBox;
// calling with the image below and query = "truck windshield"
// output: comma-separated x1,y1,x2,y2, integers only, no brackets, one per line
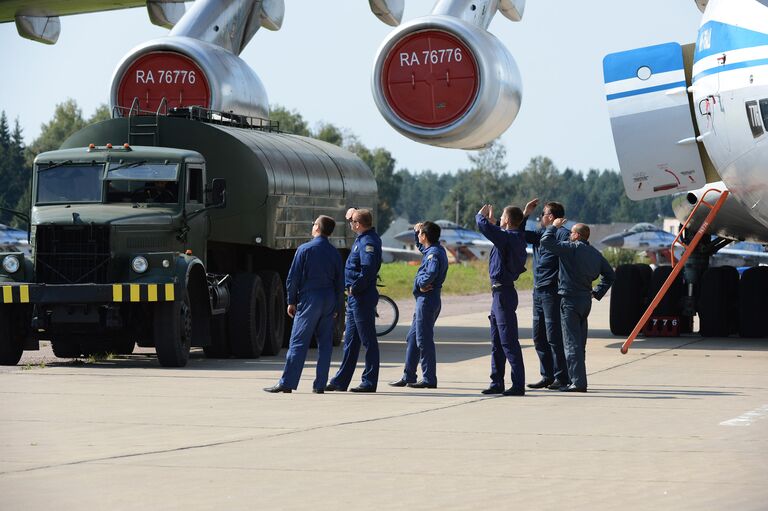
105,162,180,204
36,164,103,204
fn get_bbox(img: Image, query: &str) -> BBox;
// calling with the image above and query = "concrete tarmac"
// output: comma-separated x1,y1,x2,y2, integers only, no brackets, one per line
1,292,767,510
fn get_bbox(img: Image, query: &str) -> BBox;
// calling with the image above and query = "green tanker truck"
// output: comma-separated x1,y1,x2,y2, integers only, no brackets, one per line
0,109,377,367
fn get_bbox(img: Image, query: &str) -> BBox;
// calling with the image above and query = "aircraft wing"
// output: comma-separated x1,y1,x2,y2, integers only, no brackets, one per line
0,0,184,43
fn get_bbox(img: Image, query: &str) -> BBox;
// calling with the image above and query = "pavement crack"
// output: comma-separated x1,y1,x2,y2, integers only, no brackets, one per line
0,395,492,476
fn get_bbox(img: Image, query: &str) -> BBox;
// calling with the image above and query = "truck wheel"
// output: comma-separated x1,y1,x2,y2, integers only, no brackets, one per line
0,307,23,365
228,273,267,358
258,271,285,356
52,337,82,358
609,264,649,335
108,337,135,355
738,267,768,338
154,292,192,367
204,315,230,358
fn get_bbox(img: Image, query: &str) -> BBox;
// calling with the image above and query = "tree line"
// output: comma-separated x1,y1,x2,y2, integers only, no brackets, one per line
0,101,671,231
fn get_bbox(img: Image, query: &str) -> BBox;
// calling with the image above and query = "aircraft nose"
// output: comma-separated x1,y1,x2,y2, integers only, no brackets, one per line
600,234,624,248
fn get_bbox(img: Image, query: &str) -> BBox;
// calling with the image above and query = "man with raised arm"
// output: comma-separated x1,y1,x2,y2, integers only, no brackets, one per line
476,204,528,396
389,221,448,389
520,198,571,390
326,208,383,393
540,219,615,392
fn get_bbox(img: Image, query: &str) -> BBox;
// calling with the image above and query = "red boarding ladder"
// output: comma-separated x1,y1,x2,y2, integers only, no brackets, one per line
620,188,730,354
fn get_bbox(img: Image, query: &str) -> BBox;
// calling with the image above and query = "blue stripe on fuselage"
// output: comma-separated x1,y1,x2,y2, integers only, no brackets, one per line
606,80,687,101
603,42,684,84
694,20,768,63
693,57,768,82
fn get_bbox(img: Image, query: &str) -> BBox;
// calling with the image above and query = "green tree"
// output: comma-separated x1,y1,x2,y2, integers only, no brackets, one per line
88,103,111,124
315,122,343,146
348,141,401,231
269,105,310,136
0,113,32,226
25,99,87,167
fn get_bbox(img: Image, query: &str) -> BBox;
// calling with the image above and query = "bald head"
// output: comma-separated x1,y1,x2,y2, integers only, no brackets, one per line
571,223,590,241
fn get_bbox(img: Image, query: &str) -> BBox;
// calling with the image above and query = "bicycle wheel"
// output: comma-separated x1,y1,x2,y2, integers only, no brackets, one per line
375,295,399,337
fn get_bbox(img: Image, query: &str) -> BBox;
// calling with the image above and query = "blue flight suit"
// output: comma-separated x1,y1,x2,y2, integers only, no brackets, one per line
400,232,448,386
522,218,571,385
540,226,615,389
279,235,344,391
330,227,382,390
477,214,528,392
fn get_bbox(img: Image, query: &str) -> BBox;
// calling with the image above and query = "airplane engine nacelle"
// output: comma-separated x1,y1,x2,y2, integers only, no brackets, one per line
372,15,522,149
110,37,268,120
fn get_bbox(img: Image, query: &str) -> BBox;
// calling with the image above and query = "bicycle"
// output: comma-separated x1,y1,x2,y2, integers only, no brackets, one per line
374,293,399,337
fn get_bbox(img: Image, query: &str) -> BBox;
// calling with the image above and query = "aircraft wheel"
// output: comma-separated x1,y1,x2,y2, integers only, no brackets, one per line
698,266,739,337
228,273,267,358
738,266,768,338
258,271,285,356
609,264,650,335
649,265,684,316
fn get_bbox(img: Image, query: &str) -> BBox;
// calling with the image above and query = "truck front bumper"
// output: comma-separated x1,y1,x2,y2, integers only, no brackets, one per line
0,282,177,304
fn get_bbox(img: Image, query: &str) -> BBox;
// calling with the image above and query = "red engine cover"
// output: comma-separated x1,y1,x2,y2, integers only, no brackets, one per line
116,51,211,112
381,30,479,129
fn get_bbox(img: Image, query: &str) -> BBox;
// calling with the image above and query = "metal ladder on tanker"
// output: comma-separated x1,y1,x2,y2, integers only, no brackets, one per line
126,97,167,147
620,188,730,354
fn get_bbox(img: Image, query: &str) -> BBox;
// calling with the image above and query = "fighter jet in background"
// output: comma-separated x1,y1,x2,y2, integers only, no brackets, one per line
600,222,768,267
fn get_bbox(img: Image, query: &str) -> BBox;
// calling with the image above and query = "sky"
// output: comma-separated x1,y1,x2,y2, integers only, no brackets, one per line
0,1,703,175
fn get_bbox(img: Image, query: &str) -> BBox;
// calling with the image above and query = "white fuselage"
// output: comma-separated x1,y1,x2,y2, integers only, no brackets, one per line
693,0,768,236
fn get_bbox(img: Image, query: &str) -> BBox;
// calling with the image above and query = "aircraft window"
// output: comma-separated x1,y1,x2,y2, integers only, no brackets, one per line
758,99,768,131
636,66,652,81
187,167,203,204
36,164,103,204
746,100,764,138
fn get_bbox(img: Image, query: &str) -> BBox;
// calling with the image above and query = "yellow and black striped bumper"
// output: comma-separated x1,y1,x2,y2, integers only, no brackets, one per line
0,283,176,304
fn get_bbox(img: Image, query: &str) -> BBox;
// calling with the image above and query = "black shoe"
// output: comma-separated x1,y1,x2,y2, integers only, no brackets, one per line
547,380,568,390
325,383,346,392
559,384,587,393
313,388,324,394
407,381,437,389
481,386,504,395
350,385,376,393
263,384,292,393
502,387,525,396
526,378,554,389
388,379,409,387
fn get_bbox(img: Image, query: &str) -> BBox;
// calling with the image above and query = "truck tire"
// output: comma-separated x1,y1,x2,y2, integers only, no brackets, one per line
738,267,768,338
258,271,285,356
108,338,136,355
154,291,192,367
698,266,739,337
52,337,82,358
0,307,24,365
610,264,649,335
204,315,230,358
228,273,267,358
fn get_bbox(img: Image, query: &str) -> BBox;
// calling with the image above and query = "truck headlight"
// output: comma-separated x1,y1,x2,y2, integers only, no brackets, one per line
131,256,148,274
2,256,20,274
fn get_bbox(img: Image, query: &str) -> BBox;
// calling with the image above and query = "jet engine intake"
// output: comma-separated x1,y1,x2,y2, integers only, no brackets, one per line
372,15,522,149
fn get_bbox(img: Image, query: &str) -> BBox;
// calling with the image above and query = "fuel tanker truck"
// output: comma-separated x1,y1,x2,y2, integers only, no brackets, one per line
0,110,377,367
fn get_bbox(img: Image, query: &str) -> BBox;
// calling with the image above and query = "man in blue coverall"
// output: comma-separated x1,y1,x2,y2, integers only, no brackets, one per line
476,204,529,396
326,208,383,393
264,215,344,394
541,218,615,392
389,221,448,389
521,198,571,390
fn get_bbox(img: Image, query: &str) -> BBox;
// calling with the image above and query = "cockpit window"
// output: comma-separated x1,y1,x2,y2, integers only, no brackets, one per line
106,162,179,181
36,164,103,204
105,162,179,203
